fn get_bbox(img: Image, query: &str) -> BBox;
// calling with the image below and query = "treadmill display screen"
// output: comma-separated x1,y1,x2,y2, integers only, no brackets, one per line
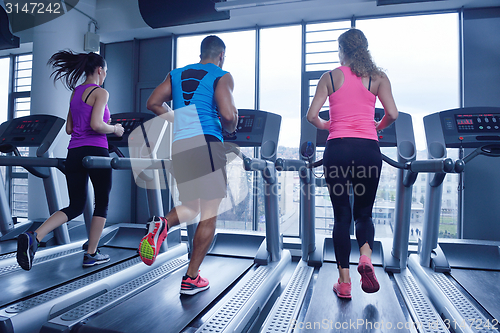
455,114,500,133
110,118,145,134
10,119,48,135
236,115,255,133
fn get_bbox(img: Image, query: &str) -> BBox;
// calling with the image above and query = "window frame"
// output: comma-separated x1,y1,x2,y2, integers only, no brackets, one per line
5,53,32,218
171,11,462,235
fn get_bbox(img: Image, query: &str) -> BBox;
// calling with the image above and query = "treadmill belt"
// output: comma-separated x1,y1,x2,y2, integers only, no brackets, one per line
452,268,500,320
301,263,411,332
0,239,17,257
0,247,137,307
81,255,253,333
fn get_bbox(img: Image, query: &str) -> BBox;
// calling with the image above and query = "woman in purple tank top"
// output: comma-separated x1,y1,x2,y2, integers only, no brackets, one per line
16,51,124,271
307,29,399,299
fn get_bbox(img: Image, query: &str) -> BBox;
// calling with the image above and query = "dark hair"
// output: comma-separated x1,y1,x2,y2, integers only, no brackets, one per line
200,35,226,60
338,29,384,78
47,50,106,90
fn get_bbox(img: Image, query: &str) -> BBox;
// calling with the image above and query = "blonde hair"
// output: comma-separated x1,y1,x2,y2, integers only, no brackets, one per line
338,28,384,78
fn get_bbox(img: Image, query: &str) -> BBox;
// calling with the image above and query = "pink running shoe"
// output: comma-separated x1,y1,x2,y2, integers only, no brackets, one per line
139,216,168,266
358,254,380,293
333,279,352,299
181,271,210,295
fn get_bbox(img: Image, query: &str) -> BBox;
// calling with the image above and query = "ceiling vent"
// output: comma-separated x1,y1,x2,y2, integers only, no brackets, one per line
0,5,20,50
377,0,446,5
138,0,230,29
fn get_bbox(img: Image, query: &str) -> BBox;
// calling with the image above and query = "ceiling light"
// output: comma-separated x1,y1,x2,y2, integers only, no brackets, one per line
215,0,304,11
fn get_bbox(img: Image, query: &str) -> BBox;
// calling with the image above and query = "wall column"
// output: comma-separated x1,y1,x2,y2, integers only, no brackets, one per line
28,0,97,221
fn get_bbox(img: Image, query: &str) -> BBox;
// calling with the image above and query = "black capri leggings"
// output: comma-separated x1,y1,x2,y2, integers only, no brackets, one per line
323,138,382,269
61,146,112,221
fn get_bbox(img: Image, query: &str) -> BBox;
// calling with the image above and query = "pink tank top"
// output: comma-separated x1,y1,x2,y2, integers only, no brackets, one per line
327,66,378,141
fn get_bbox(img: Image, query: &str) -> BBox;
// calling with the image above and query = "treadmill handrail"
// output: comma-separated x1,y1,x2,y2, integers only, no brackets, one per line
243,157,269,172
0,155,66,174
225,144,268,172
110,157,172,171
82,156,173,172
275,158,306,171
297,155,454,173
409,158,454,173
82,156,113,169
462,144,500,164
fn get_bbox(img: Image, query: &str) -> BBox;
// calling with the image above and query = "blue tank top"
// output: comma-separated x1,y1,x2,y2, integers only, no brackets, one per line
170,63,228,142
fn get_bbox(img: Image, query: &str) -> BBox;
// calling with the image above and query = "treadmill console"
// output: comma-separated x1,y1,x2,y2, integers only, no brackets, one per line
452,113,500,133
10,119,48,135
426,107,500,148
315,108,397,147
107,112,155,147
223,109,281,148
0,115,65,149
235,114,255,133
109,110,280,151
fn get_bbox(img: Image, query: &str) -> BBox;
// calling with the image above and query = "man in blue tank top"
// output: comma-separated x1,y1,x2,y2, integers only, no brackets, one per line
140,35,238,295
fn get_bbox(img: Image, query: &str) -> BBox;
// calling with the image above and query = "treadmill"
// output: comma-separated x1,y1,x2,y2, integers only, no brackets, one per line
408,107,500,328
82,111,182,255
262,109,457,332
42,109,292,333
0,115,75,256
0,113,186,333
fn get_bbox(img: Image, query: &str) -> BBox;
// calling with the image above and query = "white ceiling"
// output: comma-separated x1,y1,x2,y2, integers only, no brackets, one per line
95,0,500,43
1,0,498,55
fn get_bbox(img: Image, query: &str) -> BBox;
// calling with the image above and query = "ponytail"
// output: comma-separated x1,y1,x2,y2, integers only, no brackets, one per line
338,29,384,78
48,50,106,90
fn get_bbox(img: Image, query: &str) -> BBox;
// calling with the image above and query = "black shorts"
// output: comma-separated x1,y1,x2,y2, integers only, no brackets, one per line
172,135,227,203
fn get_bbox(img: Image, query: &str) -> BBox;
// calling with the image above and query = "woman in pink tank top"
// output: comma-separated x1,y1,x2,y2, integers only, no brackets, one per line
307,29,398,299
16,51,125,271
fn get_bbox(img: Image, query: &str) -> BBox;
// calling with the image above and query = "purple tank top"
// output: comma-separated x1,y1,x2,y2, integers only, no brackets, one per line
68,84,110,149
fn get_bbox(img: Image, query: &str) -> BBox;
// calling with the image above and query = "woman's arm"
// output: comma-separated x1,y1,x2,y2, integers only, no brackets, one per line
147,73,175,123
66,92,74,135
306,72,330,131
66,110,73,135
90,88,124,136
375,73,398,131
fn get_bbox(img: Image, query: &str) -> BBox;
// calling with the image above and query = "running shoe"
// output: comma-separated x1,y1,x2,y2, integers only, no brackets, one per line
83,249,110,267
180,271,210,295
358,254,380,293
17,231,39,271
333,279,352,299
139,216,168,266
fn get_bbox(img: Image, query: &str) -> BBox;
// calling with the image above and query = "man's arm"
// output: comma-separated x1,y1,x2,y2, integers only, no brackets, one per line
147,73,175,123
215,73,238,133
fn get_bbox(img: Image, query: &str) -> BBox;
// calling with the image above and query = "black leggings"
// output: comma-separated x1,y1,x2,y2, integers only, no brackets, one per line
323,138,382,269
61,146,112,221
